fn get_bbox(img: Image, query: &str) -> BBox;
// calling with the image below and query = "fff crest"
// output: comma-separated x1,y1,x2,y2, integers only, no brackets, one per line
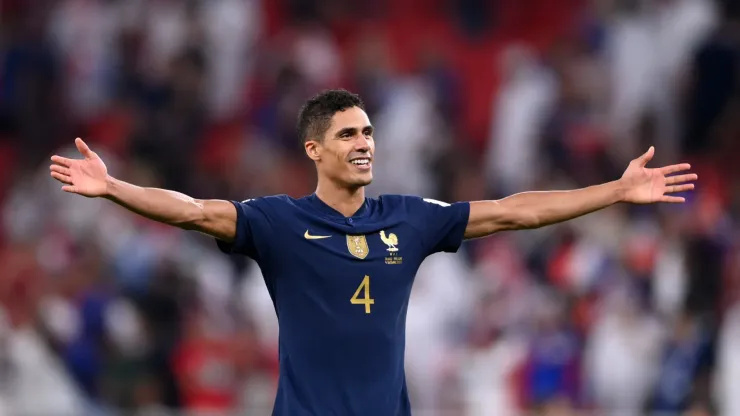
346,235,369,259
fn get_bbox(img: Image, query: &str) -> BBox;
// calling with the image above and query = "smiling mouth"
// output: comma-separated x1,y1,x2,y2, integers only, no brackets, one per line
350,157,371,167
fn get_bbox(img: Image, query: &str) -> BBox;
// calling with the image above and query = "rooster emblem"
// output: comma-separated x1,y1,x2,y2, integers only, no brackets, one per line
379,230,399,252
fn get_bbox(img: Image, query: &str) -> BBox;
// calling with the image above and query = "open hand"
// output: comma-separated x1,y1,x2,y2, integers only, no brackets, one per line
620,146,697,204
50,138,108,197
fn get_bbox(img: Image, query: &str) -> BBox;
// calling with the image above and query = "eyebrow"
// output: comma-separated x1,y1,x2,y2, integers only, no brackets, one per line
335,125,374,138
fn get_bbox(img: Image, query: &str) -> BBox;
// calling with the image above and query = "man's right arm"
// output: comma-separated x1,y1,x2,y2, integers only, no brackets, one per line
50,138,238,242
104,176,237,242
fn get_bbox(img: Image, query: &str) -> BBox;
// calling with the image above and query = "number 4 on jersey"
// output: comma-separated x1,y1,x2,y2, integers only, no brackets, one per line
351,275,374,314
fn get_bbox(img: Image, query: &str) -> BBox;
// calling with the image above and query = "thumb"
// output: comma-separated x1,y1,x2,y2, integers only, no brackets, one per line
638,146,654,167
75,138,94,158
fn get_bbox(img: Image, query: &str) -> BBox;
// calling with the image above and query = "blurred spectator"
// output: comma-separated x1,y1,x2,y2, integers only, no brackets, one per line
461,284,529,416
518,291,581,409
48,0,121,122
584,284,664,415
201,0,262,121
683,0,740,156
289,21,342,90
653,0,718,161
605,0,659,161
366,77,448,198
405,252,475,414
484,44,557,195
648,312,714,413
715,299,740,415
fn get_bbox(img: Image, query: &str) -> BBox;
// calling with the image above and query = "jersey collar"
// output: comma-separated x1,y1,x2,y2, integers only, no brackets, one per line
307,193,369,221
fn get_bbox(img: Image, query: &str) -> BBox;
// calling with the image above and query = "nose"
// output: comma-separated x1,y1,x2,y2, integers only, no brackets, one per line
354,135,371,152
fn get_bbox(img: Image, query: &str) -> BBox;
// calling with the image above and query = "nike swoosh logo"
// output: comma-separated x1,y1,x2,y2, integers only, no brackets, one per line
304,230,331,240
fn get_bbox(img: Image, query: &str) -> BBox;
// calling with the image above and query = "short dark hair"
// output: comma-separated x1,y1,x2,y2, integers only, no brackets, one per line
297,89,365,143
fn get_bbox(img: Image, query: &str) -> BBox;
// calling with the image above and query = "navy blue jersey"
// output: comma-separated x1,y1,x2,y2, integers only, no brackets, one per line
216,193,470,416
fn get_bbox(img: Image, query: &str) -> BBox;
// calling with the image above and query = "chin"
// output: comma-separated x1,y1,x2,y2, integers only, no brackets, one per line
348,174,373,188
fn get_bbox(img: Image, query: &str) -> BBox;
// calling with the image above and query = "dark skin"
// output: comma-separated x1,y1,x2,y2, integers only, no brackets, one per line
49,106,697,242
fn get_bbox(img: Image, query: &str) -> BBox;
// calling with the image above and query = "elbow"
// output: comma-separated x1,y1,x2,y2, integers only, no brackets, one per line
472,200,540,234
503,218,539,231
172,199,208,230
518,212,542,229
477,211,540,235
500,210,541,231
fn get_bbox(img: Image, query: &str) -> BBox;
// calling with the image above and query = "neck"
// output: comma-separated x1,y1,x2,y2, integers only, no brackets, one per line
315,177,366,217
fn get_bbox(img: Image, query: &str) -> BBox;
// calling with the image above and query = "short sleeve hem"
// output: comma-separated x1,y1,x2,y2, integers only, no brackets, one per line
215,200,247,254
438,201,470,253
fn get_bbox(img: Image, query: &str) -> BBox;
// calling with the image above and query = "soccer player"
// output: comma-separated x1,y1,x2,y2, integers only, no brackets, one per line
49,90,696,415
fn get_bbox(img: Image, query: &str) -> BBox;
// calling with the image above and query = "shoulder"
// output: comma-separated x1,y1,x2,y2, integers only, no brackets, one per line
379,195,469,226
376,194,453,210
238,194,297,209
232,195,302,223
374,195,457,226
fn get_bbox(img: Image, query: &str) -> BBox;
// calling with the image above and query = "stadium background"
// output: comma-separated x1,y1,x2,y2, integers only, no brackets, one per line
0,0,739,415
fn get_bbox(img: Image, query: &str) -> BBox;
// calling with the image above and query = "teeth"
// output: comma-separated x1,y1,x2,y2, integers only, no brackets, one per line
351,159,369,165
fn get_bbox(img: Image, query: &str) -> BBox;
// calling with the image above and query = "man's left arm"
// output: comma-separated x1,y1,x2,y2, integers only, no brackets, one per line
465,147,697,239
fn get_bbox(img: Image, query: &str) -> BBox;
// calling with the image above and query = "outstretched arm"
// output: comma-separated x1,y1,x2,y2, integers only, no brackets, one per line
464,147,697,239
50,138,238,242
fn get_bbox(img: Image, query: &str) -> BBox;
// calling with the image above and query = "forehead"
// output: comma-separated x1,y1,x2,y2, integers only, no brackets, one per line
328,107,371,133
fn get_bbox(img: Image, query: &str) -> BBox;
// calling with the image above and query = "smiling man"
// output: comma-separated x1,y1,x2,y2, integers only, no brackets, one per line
49,89,697,416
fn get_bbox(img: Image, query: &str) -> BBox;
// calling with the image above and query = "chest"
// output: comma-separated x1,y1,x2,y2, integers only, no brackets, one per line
296,224,422,269
270,223,425,315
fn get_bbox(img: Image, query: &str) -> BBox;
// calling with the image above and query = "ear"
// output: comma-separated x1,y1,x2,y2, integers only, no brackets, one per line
305,140,321,162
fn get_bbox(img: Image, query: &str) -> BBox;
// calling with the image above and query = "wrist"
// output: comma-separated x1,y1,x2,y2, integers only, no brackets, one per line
103,175,117,199
612,179,628,203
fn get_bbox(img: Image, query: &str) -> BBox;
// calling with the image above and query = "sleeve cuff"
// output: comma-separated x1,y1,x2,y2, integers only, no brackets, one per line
214,200,245,255
442,201,471,253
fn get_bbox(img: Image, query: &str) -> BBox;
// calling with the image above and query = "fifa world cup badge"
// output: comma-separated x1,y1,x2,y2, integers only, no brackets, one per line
346,235,369,259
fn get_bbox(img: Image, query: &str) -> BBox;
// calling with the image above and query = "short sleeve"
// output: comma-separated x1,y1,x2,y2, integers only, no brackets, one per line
215,198,272,260
407,197,470,255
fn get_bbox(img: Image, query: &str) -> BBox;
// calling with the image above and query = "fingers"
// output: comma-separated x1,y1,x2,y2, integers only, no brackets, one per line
666,184,695,193
50,155,74,167
638,146,655,167
75,137,93,158
61,185,77,193
661,195,686,203
50,164,71,176
51,171,72,185
660,163,691,175
665,173,698,185
51,138,94,165
50,162,73,186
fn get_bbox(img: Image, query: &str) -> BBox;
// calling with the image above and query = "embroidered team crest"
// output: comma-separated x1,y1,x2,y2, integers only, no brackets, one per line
346,235,369,259
379,230,399,252
380,230,403,265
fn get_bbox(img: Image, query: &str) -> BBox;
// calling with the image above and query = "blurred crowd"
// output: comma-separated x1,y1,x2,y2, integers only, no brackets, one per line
1,0,739,415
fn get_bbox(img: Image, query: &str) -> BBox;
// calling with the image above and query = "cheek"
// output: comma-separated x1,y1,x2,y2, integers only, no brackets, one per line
331,146,349,163
321,147,345,169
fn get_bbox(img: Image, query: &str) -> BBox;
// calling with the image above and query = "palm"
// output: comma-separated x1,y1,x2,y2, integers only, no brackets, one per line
50,138,108,197
620,147,696,204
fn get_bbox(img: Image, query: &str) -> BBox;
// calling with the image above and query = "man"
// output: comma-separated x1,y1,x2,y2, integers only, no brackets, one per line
49,89,696,415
